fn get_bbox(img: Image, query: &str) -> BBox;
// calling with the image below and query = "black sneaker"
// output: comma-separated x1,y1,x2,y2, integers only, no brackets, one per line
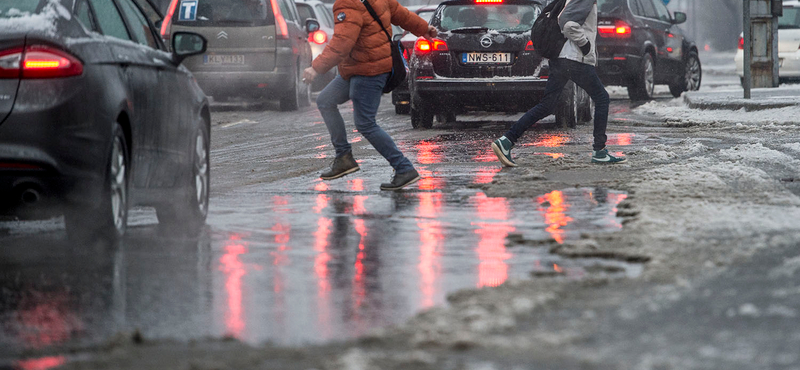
320,151,360,180
380,169,420,191
591,147,627,164
491,136,517,167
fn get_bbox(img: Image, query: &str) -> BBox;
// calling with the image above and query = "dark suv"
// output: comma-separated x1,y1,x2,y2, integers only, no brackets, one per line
407,0,592,129
596,0,701,99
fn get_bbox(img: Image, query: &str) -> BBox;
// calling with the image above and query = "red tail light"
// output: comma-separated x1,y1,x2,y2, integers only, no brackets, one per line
525,40,535,51
0,48,22,79
161,0,179,41
309,30,327,44
270,0,289,40
598,20,631,38
414,38,448,54
739,37,744,50
0,46,83,79
476,0,503,3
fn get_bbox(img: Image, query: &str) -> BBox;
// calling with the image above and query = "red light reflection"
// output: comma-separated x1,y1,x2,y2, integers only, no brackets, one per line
352,219,368,323
536,152,565,159
417,192,444,307
15,356,66,370
416,140,444,164
472,147,498,162
537,190,573,244
17,292,80,348
348,179,364,192
417,169,445,190
607,133,633,146
472,193,514,288
220,234,248,338
314,194,330,213
313,217,333,336
473,166,501,185
524,134,571,148
353,195,368,215
315,182,329,192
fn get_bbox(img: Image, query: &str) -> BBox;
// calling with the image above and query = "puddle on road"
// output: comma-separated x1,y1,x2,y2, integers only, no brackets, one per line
0,131,641,355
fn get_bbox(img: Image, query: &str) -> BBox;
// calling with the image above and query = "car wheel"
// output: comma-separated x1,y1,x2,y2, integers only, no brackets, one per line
65,122,129,241
395,104,410,115
628,53,655,101
555,81,578,128
279,67,301,111
156,121,210,237
670,51,702,97
411,106,433,129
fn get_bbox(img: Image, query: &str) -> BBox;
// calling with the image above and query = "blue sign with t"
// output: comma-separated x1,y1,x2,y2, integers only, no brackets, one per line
179,0,198,21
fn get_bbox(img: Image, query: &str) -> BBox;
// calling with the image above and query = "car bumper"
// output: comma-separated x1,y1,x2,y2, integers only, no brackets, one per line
0,79,108,217
193,68,294,98
735,50,800,79
413,77,548,111
596,55,643,85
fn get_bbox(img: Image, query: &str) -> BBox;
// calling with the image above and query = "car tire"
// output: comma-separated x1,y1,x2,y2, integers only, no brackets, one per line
628,53,655,101
65,122,129,242
156,121,210,237
555,81,578,128
669,51,702,98
279,66,303,111
395,104,410,115
411,106,433,129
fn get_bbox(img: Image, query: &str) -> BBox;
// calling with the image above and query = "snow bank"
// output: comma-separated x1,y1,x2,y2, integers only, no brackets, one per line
634,98,800,126
0,0,70,36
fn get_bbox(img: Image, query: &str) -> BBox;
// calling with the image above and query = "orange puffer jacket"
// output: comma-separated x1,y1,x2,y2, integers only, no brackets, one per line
311,0,429,80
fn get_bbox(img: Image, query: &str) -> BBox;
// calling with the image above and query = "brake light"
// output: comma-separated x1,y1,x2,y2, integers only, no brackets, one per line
739,37,744,50
476,0,503,3
0,48,22,79
598,20,631,38
414,38,448,54
309,30,327,44
525,40,535,51
271,0,289,40
0,46,82,79
161,0,179,40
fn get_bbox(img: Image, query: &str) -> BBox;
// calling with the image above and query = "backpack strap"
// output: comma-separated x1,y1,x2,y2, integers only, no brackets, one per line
360,0,393,43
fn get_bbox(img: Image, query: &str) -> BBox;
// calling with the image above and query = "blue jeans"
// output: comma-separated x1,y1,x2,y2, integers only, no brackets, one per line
316,73,415,173
505,58,610,151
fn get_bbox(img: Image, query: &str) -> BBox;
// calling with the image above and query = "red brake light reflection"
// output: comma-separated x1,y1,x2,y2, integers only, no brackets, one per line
525,40,535,51
476,0,503,3
739,37,744,50
598,21,631,38
309,30,327,44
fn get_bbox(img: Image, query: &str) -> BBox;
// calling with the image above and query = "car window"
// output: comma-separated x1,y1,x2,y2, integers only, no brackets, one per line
597,0,625,13
315,4,333,27
635,0,658,19
779,7,800,29
438,4,541,32
417,10,434,22
651,0,671,23
173,0,274,26
296,3,314,23
0,0,42,18
133,0,164,28
74,0,97,31
117,0,159,48
279,0,298,23
89,0,132,40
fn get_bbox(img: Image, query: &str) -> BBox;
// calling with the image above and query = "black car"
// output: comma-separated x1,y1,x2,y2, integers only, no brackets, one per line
595,0,701,99
408,0,591,129
0,0,210,240
391,5,438,115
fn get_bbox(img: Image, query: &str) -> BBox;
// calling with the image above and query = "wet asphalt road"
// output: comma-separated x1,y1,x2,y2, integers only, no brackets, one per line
0,77,706,365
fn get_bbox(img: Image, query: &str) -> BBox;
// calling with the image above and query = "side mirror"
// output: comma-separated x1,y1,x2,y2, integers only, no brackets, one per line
172,32,207,64
672,11,687,25
305,18,320,33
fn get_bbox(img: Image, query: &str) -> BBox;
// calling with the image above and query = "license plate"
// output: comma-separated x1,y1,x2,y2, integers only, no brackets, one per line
462,52,512,64
203,54,245,65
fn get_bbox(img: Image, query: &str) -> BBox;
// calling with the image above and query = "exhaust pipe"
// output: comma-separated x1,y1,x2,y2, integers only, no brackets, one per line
20,188,40,205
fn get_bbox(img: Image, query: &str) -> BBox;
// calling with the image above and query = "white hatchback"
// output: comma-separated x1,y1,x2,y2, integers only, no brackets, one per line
735,0,800,84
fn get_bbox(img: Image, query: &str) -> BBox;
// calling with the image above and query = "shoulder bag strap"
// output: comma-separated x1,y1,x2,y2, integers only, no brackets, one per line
360,0,393,43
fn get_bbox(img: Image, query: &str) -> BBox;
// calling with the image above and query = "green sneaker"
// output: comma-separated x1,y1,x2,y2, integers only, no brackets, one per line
491,136,517,167
592,148,627,164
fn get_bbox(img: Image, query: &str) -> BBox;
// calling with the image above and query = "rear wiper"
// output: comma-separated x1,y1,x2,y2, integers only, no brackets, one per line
449,26,490,33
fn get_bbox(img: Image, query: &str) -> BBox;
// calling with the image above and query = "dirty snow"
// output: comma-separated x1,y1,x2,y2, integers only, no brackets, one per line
0,0,70,36
634,97,800,126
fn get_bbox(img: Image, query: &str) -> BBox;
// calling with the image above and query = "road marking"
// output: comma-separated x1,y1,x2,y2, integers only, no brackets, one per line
220,119,256,128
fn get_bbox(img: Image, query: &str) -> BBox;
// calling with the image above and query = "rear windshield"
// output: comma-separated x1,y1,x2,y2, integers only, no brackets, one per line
0,0,44,18
779,7,800,29
418,9,435,22
296,3,313,23
597,0,625,13
438,4,541,32
172,0,275,26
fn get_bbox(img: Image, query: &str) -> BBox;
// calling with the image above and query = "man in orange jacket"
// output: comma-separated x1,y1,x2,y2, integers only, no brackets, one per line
302,0,437,191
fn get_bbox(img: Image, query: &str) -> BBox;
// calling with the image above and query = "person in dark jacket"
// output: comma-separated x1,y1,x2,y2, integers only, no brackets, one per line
491,0,627,166
302,0,437,191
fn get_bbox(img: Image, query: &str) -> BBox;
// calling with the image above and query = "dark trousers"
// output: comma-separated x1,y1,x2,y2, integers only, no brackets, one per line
504,58,610,151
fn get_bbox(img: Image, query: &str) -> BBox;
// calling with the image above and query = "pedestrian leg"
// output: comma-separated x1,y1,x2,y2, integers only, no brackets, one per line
317,75,354,157
571,64,610,151
503,59,571,144
349,73,415,174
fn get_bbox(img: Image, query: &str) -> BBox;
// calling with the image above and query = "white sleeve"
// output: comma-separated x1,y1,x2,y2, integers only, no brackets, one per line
562,21,589,47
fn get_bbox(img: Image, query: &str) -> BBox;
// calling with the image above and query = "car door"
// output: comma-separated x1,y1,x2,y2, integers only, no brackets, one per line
650,0,684,77
279,0,311,68
634,0,671,79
